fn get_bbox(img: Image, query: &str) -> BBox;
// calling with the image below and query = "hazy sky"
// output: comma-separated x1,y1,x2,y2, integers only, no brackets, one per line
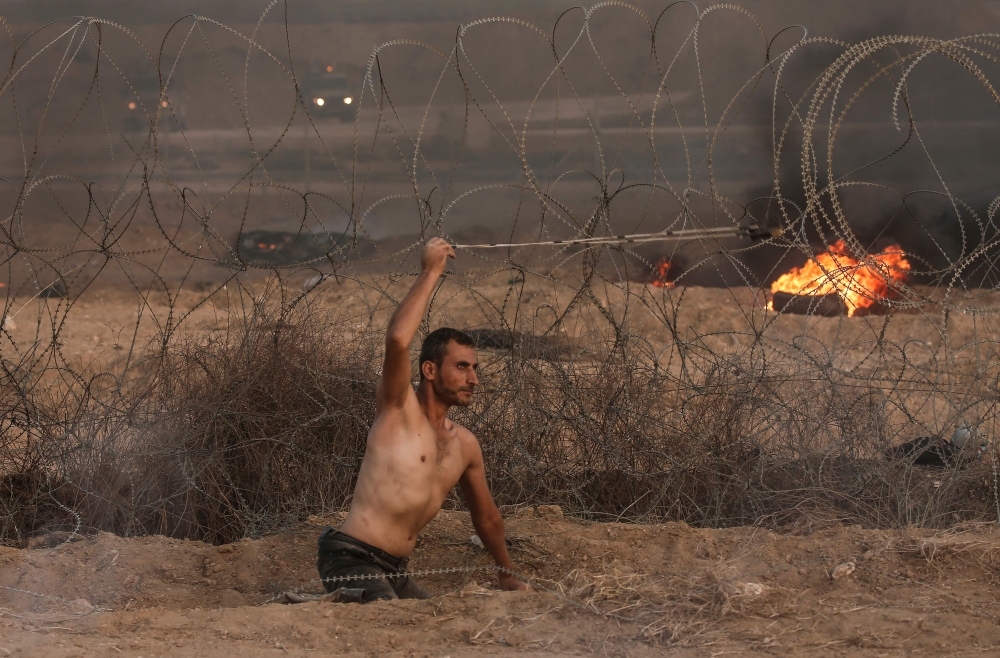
3,1,1000,36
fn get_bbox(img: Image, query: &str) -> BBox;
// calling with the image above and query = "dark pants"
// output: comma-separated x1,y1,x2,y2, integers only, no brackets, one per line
317,528,432,603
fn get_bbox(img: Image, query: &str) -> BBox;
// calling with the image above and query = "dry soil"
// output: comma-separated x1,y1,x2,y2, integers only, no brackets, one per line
3,509,1000,656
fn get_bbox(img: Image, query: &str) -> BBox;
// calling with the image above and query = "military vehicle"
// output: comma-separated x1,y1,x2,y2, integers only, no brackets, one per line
236,230,340,266
300,67,355,121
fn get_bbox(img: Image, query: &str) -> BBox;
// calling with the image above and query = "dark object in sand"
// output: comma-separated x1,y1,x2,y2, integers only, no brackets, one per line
39,280,66,299
466,328,570,360
771,291,846,316
888,436,957,467
27,530,79,549
284,587,366,604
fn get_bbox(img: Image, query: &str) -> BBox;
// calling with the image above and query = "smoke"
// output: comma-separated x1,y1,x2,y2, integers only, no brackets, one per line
663,8,1000,290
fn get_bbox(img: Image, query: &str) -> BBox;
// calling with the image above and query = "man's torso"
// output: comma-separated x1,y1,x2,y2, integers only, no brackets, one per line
340,390,470,557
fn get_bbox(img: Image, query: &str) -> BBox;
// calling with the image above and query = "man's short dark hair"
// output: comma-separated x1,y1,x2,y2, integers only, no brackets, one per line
419,327,475,380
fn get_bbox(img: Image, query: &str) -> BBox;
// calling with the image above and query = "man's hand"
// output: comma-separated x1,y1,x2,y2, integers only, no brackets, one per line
499,573,529,592
421,237,455,276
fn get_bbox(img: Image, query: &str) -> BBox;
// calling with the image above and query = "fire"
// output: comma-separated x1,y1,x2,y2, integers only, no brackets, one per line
650,258,674,289
769,240,910,317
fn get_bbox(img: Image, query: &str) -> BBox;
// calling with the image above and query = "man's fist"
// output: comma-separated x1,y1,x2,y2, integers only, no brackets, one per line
421,237,455,275
499,573,529,592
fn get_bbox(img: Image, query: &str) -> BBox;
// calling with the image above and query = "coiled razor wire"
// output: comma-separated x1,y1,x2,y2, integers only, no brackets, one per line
0,584,112,613
1,1,1000,574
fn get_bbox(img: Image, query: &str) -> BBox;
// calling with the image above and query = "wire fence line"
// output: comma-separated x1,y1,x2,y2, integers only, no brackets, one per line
0,1,999,559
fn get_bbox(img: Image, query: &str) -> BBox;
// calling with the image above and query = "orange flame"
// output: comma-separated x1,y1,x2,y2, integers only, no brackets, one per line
769,240,910,317
650,258,674,289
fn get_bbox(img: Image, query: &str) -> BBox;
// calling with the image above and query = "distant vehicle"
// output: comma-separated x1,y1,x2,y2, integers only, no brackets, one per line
121,71,184,132
301,68,355,121
236,230,340,266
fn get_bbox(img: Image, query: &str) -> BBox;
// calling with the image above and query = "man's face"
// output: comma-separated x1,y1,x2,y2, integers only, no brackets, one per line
425,341,479,407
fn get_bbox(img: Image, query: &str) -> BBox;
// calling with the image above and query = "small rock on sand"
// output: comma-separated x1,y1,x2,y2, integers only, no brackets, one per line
831,562,856,580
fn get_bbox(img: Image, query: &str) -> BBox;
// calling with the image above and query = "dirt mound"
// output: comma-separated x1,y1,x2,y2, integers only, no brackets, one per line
2,511,1000,655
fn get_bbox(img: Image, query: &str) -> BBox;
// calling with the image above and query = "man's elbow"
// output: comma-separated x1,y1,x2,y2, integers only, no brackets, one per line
385,329,409,351
474,507,504,536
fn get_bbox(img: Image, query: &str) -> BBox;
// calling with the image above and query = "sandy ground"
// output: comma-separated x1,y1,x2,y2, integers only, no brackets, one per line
6,275,999,371
2,510,1000,656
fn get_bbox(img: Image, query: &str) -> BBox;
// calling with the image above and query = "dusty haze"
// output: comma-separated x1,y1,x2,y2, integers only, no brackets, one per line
2,1,1000,289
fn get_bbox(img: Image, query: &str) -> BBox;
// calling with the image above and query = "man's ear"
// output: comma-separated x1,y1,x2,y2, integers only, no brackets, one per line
421,360,436,381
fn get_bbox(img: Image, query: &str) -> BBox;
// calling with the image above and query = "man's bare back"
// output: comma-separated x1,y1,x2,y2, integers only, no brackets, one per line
325,238,525,596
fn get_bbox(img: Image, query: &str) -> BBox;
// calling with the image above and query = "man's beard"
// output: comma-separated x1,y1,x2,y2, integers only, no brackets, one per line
433,380,475,407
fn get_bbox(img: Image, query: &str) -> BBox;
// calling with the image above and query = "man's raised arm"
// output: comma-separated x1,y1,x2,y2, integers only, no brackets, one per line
377,238,455,410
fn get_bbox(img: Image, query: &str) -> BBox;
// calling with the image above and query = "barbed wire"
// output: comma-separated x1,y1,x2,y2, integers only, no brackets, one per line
1,1,1000,629
0,584,111,613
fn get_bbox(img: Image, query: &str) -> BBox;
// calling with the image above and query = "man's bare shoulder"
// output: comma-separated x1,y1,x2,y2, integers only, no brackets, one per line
448,419,478,441
451,421,483,459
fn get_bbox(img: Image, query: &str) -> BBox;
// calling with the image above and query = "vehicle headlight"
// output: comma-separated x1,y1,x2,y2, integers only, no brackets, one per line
313,98,325,106
343,97,353,105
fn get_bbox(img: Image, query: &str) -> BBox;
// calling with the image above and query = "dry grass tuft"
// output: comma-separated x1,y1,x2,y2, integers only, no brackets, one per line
558,562,784,644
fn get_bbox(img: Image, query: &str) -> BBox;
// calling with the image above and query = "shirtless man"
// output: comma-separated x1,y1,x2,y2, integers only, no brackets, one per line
317,238,527,601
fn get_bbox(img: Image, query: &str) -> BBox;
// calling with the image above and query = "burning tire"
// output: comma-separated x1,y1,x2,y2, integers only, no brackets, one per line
770,291,846,316
769,240,911,317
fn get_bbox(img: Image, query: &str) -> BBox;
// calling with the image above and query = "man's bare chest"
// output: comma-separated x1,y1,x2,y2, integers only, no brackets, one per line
428,425,466,483
370,411,464,479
